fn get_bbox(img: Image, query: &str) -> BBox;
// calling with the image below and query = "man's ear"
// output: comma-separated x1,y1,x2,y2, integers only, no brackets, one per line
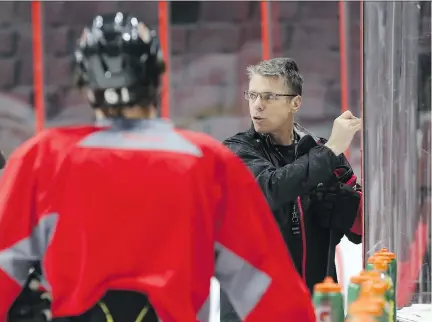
290,95,302,113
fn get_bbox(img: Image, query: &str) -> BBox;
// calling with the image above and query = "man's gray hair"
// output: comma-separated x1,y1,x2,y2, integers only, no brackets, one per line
246,57,303,95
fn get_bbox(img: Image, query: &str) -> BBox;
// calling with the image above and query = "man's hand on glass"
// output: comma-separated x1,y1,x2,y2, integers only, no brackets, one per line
325,110,361,156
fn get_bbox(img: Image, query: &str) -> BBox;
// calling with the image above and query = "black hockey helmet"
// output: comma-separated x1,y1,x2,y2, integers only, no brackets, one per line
74,12,166,108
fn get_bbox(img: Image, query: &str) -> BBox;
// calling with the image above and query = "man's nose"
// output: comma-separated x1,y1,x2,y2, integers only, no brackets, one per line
252,97,265,111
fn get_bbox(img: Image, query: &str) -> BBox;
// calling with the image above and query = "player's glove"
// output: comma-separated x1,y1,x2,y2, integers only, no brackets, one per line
309,165,361,233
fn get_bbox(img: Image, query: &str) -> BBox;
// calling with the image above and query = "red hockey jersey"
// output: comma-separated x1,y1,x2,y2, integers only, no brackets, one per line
0,119,315,322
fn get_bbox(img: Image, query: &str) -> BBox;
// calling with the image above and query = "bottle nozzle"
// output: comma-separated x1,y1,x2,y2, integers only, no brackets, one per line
314,276,342,293
373,260,389,272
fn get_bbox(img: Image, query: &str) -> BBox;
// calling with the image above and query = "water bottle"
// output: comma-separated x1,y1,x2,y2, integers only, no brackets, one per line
347,273,371,307
374,249,397,299
347,298,385,322
358,280,390,322
371,260,395,322
312,277,344,322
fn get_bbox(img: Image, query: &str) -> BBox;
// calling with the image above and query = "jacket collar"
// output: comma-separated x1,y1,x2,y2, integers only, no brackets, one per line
95,117,174,131
249,121,318,144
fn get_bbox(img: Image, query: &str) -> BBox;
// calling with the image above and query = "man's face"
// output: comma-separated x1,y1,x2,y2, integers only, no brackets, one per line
248,74,301,134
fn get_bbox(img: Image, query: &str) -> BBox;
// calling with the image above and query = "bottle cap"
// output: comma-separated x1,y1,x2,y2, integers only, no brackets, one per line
348,299,383,316
376,252,396,260
358,285,386,307
350,275,370,285
358,280,375,296
371,281,389,294
314,276,342,293
366,256,376,263
374,260,389,272
367,256,390,264
360,270,381,280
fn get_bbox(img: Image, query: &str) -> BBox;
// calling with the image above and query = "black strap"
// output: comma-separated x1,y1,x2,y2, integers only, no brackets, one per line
67,291,158,322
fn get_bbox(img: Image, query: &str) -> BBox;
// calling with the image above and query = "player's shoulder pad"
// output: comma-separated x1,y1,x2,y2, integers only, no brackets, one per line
8,129,51,160
40,125,100,143
176,128,234,159
10,125,96,160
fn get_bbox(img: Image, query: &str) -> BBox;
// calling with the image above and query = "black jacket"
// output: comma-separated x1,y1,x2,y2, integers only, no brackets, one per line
223,123,362,291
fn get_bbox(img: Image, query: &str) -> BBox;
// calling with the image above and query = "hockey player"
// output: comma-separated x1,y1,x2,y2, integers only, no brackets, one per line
0,12,315,322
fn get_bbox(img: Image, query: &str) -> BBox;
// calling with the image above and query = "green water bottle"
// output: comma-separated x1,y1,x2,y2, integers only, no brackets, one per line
347,274,371,307
372,260,395,322
360,270,391,322
374,250,397,298
366,255,378,271
312,277,344,322
367,248,397,293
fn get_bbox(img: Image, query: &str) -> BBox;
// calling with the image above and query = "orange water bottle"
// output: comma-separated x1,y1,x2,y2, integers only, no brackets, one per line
348,298,386,322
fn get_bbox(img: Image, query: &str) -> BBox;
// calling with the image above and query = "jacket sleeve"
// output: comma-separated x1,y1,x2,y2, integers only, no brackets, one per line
0,138,42,321
214,145,315,322
337,154,363,244
224,138,340,211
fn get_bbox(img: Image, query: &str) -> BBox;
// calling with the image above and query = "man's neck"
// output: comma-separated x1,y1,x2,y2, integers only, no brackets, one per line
121,105,157,119
100,105,157,119
269,124,295,145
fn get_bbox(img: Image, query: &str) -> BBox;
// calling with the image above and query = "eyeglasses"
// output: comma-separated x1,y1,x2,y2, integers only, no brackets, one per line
244,91,298,102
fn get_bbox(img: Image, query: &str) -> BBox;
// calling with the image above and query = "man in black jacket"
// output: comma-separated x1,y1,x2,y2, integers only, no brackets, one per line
223,58,362,296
